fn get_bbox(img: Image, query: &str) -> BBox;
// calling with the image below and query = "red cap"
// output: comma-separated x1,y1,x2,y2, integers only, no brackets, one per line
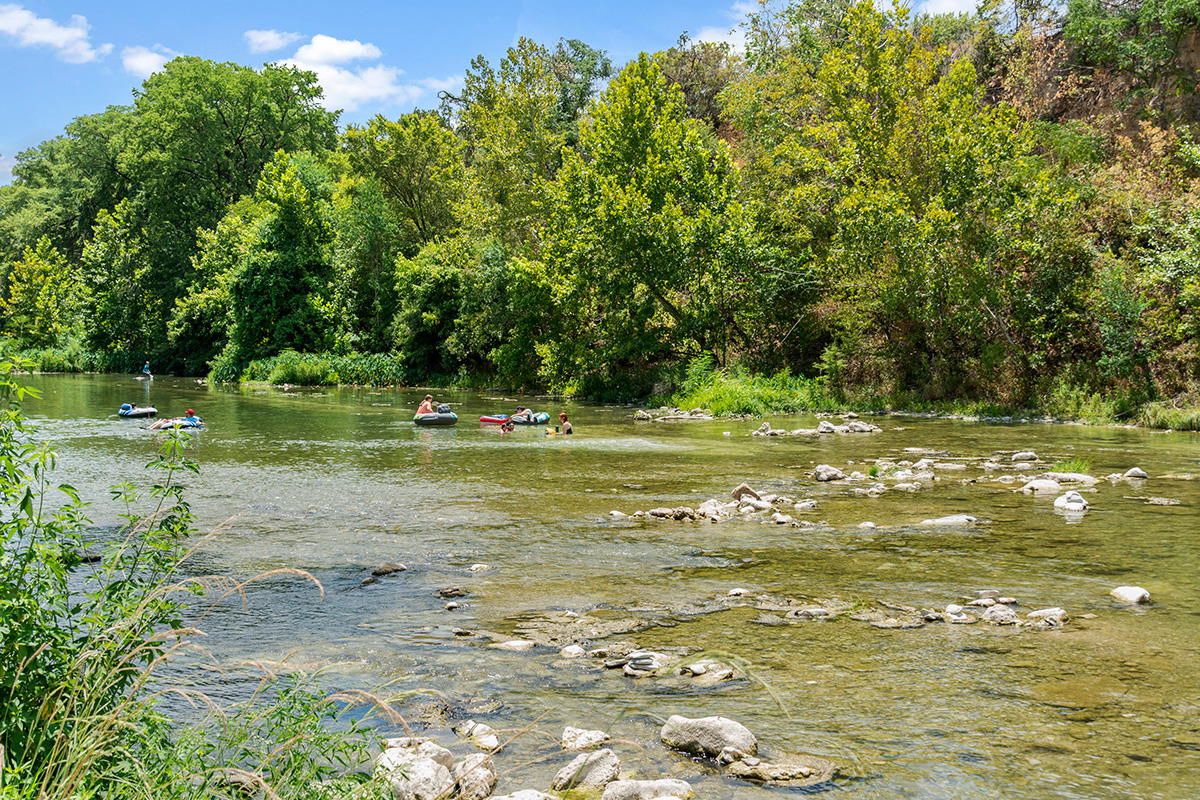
187,409,194,415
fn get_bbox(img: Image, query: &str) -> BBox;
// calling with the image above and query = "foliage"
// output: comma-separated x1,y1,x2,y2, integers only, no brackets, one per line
391,241,468,378
1,237,81,348
330,177,403,353
669,354,833,415
652,33,743,130
80,199,163,352
1053,455,1094,473
549,39,614,144
341,112,462,254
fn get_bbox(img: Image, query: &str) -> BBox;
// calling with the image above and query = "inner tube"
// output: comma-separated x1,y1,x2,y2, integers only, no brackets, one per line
119,405,157,418
480,412,550,425
414,412,458,427
146,417,202,430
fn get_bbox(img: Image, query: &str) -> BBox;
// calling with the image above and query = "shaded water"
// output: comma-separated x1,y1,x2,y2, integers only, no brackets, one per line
24,374,1200,799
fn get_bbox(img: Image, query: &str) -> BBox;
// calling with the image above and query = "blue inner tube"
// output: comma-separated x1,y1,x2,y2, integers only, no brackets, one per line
414,412,458,427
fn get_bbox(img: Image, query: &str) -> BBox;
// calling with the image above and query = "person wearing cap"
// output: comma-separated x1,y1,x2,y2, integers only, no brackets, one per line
511,405,532,422
558,412,573,434
183,408,202,424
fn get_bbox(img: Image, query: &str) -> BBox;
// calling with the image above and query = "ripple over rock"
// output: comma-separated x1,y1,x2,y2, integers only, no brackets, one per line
601,779,694,800
660,715,757,762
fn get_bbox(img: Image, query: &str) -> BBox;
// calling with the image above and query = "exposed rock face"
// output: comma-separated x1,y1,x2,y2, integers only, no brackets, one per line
551,748,621,790
813,464,846,482
376,738,455,800
562,726,611,751
454,754,498,800
1111,585,1151,604
660,715,757,763
601,779,694,800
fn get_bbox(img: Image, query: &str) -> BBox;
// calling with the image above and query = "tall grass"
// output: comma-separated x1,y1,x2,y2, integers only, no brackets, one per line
0,357,392,798
668,355,836,416
1140,402,1200,430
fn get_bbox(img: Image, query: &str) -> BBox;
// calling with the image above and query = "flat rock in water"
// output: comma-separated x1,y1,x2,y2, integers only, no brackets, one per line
1111,586,1150,604
919,514,977,526
601,779,694,800
551,748,621,790
563,726,610,750
726,753,837,787
660,715,757,762
1022,479,1061,494
438,586,468,598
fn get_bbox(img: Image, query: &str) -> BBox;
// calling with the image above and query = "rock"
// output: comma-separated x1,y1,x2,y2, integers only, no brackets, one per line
562,726,611,751
454,720,500,751
1022,479,1061,494
1124,467,1149,479
741,498,773,511
660,715,757,763
771,512,794,524
997,597,1017,605
794,499,818,510
609,510,628,518
1054,491,1089,512
672,506,696,520
813,464,846,482
560,644,585,658
361,576,379,586
601,779,694,800
696,499,729,518
816,420,838,434
912,458,935,471
1028,607,1069,624
982,605,1020,625
919,514,976,526
376,739,455,800
1111,586,1150,604
967,598,996,607
944,604,970,623
634,410,654,420
892,482,922,492
725,753,837,787
455,754,498,800
438,586,468,598
975,590,1000,600
728,587,751,596
731,483,761,501
551,748,621,790
68,545,104,564
445,601,460,611
1040,471,1098,484
624,650,672,676
468,563,489,572
648,507,674,518
858,521,876,528
847,420,879,433
494,640,536,651
1012,451,1038,462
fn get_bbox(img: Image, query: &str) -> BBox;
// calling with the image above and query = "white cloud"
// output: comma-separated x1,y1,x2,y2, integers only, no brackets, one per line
0,3,112,63
244,28,302,54
280,34,448,112
293,34,380,65
0,154,15,185
695,1,755,53
122,44,176,78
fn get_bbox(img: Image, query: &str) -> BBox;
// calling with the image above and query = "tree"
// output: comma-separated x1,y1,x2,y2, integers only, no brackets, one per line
80,200,159,352
0,237,80,347
330,177,402,352
544,54,761,391
549,39,614,144
653,33,743,130
341,112,461,253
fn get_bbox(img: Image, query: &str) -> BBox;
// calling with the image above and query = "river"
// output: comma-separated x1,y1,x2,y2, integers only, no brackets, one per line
23,373,1200,799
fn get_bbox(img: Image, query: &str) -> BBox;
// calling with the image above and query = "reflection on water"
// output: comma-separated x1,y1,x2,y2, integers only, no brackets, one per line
24,374,1200,799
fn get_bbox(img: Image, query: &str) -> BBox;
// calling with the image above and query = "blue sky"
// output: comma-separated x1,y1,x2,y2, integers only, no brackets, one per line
1,0,969,185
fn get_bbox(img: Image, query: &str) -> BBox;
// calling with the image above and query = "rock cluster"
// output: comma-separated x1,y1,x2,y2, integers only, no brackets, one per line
634,407,714,422
752,418,881,437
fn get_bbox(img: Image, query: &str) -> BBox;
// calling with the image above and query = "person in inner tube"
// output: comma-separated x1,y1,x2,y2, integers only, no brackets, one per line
511,405,533,422
183,408,202,424
417,394,434,415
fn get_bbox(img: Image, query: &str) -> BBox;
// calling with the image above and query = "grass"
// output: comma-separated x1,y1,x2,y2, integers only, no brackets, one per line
1140,401,1200,430
1052,456,1093,474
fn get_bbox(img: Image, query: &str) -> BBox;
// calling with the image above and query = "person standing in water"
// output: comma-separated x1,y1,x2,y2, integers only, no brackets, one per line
558,412,573,434
142,361,152,379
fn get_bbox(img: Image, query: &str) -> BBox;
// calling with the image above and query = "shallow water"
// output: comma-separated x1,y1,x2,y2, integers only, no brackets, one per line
23,374,1200,799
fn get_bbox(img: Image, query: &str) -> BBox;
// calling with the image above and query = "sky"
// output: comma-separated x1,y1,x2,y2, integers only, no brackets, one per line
0,0,971,185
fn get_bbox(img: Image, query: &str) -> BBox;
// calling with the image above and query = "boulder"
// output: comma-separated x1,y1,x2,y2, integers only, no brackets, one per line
1012,451,1038,462
560,644,586,658
1124,467,1149,479
376,739,455,800
1053,491,1089,512
919,514,976,526
981,605,1020,625
741,498,773,511
455,754,498,800
372,562,408,576
562,726,611,751
732,483,760,501
660,715,757,763
1022,479,1061,494
1111,586,1150,604
813,464,846,482
725,753,837,787
1027,607,1069,625
551,748,621,790
601,779,694,800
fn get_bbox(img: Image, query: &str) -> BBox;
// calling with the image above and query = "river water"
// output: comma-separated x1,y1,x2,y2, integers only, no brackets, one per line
23,374,1200,800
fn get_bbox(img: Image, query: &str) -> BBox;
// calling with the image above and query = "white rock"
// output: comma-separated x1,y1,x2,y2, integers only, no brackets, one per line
468,563,489,572
919,514,977,526
817,420,837,433
1012,451,1038,462
454,720,500,751
1111,586,1150,604
1053,491,1089,512
982,605,1020,625
858,521,876,528
912,458,935,471
1124,467,1149,479
728,587,750,596
560,644,585,658
376,739,455,800
813,464,846,482
1022,479,1061,494
794,500,818,510
562,726,611,751
494,640,536,651
660,715,757,762
492,792,557,800
771,512,793,524
601,779,694,800
551,748,621,790
455,753,498,800
609,510,628,518
1028,607,1069,622
892,482,922,492
742,498,773,511
731,483,760,501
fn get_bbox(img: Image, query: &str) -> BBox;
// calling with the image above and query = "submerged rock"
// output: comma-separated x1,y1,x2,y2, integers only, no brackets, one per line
660,715,757,763
919,514,977,526
725,752,837,787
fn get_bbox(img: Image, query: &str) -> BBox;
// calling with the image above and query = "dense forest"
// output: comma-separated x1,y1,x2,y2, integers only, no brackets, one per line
2,0,1199,419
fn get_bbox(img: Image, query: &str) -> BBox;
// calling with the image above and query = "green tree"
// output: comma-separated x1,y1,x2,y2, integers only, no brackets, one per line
80,199,160,352
341,112,461,253
0,237,81,347
544,54,760,391
331,176,402,353
653,33,743,130
391,240,469,378
549,38,614,144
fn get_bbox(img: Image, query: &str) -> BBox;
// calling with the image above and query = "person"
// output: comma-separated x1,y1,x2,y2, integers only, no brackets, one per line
142,361,152,379
558,412,573,434
511,406,532,422
417,395,434,415
183,408,202,423
500,420,515,434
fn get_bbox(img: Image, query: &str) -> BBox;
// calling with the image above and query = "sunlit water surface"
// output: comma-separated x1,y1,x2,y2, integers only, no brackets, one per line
23,374,1200,800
